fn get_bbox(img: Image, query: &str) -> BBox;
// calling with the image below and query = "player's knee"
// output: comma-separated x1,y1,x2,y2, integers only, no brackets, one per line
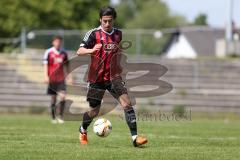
89,108,100,118
120,101,132,109
59,92,66,100
60,97,65,102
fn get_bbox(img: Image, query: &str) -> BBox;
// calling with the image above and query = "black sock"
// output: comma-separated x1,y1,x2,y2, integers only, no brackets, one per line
59,100,65,118
51,103,56,119
79,112,93,133
124,107,137,136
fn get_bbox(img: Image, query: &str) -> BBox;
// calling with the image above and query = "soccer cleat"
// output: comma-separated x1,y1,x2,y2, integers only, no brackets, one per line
79,132,88,145
51,119,58,124
57,118,64,124
133,136,148,147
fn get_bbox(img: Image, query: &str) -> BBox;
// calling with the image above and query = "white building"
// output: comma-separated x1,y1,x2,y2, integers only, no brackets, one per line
163,27,230,59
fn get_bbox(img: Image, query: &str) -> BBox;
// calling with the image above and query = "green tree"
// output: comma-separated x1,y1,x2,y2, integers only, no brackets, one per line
193,13,208,26
114,0,187,55
115,0,186,29
0,0,109,37
114,0,136,28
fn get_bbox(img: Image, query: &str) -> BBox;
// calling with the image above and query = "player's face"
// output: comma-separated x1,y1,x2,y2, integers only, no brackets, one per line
52,39,62,50
100,16,114,32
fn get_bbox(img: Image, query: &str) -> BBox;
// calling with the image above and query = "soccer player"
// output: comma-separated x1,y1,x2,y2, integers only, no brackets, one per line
76,6,147,147
43,36,71,124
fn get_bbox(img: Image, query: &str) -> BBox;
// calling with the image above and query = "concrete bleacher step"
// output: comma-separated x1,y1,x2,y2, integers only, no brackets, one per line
164,93,240,101
0,94,49,101
172,88,240,96
0,82,45,89
0,53,240,112
0,100,49,107
0,87,45,95
171,82,240,89
138,98,240,108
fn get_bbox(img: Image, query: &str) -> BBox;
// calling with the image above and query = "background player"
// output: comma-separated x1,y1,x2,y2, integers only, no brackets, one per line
43,36,72,124
76,6,147,147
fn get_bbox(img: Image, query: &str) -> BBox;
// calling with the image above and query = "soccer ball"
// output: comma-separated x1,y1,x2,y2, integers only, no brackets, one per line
93,118,112,137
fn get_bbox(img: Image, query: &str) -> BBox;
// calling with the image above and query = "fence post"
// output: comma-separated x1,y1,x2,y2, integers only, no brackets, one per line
21,27,26,53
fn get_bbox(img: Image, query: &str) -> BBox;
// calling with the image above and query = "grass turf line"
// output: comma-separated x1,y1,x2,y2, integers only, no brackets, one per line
0,114,240,160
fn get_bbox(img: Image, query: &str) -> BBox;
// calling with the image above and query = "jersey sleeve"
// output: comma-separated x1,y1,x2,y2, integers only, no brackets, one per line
113,29,122,44
64,52,68,62
79,29,95,49
43,50,49,64
118,30,122,43
63,52,70,68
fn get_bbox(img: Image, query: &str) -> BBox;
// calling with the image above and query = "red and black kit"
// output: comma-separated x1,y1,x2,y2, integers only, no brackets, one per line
80,26,127,107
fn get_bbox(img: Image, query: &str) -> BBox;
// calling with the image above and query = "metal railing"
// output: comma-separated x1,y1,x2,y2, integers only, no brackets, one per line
2,27,240,57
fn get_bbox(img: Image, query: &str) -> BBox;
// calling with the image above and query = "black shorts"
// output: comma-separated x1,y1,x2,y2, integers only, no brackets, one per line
47,81,66,95
87,79,128,108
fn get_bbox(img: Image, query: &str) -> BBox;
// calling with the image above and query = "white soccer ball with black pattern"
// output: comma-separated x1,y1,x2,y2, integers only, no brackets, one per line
93,118,112,137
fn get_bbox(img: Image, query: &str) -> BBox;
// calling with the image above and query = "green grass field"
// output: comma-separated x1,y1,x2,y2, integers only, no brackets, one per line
0,114,240,160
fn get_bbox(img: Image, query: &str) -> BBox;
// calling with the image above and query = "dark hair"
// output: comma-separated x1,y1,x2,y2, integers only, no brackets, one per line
52,35,63,41
99,6,117,19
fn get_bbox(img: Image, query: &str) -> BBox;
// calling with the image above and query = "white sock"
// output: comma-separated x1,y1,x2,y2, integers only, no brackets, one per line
80,126,87,133
132,135,137,141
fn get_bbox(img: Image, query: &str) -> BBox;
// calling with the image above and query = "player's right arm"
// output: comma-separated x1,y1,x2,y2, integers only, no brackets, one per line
43,50,49,83
76,29,102,56
77,44,102,56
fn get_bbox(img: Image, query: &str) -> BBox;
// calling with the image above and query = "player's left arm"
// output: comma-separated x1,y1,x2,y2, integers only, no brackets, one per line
64,53,73,84
76,30,102,56
111,31,123,79
43,50,49,83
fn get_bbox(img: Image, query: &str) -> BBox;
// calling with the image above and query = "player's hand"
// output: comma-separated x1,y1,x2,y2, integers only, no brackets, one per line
92,44,102,53
77,44,102,55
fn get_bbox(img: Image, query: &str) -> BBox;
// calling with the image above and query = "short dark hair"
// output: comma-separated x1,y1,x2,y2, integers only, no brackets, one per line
52,35,63,41
99,6,117,19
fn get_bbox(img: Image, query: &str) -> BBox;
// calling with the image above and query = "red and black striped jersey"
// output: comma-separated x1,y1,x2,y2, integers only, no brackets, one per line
80,26,122,83
43,47,68,82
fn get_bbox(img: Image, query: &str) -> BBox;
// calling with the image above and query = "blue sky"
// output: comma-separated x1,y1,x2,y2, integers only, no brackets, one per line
162,0,240,27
